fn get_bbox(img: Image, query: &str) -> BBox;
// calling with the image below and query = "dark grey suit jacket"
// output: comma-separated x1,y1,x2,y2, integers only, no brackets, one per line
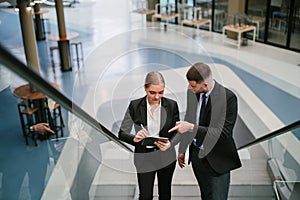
179,81,241,174
118,96,179,172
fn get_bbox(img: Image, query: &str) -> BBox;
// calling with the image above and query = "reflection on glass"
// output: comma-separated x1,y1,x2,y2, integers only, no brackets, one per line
289,0,300,50
213,0,228,32
247,0,267,41
195,0,228,32
269,127,300,199
0,68,67,199
267,0,291,46
177,0,194,21
158,0,178,24
47,97,56,113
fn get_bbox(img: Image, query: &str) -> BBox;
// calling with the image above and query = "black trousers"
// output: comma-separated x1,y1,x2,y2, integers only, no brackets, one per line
191,146,230,200
137,160,176,200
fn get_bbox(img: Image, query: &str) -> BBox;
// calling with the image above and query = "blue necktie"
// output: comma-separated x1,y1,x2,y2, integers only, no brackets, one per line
199,93,207,125
195,93,207,147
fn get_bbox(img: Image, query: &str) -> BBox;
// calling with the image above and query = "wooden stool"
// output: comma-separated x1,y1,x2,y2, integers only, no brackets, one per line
17,102,38,146
42,18,51,35
17,100,29,111
49,46,59,72
71,41,84,67
45,101,65,138
17,100,32,135
52,103,65,137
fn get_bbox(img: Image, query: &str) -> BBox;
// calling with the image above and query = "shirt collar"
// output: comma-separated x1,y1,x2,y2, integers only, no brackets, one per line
204,80,215,97
146,97,161,112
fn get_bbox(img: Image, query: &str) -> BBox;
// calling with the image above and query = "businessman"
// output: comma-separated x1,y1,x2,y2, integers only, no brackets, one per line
169,62,241,200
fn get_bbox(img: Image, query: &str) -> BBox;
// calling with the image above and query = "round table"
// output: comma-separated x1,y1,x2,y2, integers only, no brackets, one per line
13,83,60,122
47,32,80,71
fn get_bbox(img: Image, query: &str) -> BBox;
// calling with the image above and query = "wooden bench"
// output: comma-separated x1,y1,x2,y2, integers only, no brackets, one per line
181,7,211,33
151,3,180,30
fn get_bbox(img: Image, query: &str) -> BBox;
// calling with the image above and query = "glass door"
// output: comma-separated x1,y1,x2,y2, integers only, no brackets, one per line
289,0,300,50
267,0,300,51
246,0,267,42
177,0,194,21
267,0,290,46
159,0,179,24
195,0,214,29
195,0,228,32
214,0,228,32
246,0,299,51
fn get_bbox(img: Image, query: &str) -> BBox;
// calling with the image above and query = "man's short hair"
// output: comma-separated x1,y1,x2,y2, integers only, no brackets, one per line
186,62,212,83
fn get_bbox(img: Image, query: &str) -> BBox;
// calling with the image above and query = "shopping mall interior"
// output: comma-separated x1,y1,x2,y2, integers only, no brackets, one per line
0,0,299,199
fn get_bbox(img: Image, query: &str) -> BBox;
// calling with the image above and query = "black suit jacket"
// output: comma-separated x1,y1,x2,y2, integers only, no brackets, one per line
118,96,179,171
179,81,241,174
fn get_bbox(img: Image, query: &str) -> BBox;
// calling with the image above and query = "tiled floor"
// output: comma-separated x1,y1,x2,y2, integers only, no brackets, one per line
0,0,300,199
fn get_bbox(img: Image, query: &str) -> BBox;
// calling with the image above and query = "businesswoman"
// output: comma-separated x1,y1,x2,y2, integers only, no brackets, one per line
118,71,179,200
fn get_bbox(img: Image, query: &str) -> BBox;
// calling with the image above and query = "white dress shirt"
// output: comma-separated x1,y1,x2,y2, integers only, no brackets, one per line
146,100,161,138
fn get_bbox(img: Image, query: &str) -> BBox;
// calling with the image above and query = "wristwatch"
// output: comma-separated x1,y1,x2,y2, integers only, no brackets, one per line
29,126,35,132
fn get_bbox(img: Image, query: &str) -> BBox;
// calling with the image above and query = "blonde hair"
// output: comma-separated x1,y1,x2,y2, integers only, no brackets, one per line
144,71,165,88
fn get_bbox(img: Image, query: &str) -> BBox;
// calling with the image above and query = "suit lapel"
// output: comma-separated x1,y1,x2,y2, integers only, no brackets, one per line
139,96,147,126
160,98,168,133
204,81,220,121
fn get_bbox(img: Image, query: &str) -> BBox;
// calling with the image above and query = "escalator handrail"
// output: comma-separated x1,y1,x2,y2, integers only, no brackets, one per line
238,120,300,150
2,43,299,153
0,43,133,152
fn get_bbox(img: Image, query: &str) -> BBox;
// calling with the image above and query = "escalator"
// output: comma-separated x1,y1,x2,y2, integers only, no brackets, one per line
1,43,299,199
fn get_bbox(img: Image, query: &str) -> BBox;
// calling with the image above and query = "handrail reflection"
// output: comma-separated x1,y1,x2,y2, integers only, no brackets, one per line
238,120,300,150
0,43,133,152
1,42,299,154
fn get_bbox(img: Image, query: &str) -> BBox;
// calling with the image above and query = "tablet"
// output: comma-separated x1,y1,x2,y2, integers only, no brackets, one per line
141,136,169,146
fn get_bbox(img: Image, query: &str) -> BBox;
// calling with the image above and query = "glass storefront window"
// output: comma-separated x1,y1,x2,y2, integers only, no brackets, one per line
214,0,228,32
267,0,291,46
289,0,300,50
247,0,267,41
177,0,194,21
195,0,228,32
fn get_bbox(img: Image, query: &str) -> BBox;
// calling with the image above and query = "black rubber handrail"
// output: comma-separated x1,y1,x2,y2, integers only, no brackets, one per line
2,42,299,153
238,120,300,150
0,43,133,152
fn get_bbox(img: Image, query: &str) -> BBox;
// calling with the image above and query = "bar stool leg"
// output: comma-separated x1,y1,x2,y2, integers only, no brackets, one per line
45,100,64,139
49,46,59,73
52,104,64,137
52,109,59,139
80,42,84,66
19,106,38,146
75,44,80,68
17,104,29,145
28,114,38,146
45,105,59,140
26,110,38,146
57,105,64,137
71,41,84,68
